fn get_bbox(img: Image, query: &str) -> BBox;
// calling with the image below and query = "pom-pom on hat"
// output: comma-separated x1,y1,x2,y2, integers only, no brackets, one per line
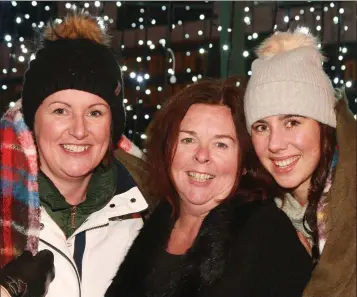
22,11,125,144
244,27,337,133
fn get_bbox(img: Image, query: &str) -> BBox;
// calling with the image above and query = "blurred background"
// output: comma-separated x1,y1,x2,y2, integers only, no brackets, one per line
0,1,356,148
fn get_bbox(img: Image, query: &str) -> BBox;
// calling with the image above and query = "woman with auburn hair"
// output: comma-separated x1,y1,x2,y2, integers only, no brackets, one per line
244,27,356,297
106,79,312,297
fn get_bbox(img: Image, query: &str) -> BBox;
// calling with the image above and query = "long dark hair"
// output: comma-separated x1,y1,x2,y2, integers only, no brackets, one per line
304,123,336,265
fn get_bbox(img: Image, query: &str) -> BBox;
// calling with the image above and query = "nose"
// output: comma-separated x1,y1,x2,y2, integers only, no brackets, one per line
69,114,88,140
194,145,211,164
268,128,288,153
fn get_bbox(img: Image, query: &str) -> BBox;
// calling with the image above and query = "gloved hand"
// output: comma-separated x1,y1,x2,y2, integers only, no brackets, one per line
0,250,55,297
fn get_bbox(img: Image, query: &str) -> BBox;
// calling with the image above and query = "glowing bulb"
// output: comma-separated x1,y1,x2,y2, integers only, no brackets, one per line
5,35,11,42
222,45,229,51
18,56,25,62
145,89,151,95
346,81,352,88
199,48,205,54
94,1,100,7
16,17,22,24
130,72,136,79
243,51,249,57
199,14,205,20
31,1,37,6
137,75,143,83
198,30,203,35
116,2,122,7
45,5,50,11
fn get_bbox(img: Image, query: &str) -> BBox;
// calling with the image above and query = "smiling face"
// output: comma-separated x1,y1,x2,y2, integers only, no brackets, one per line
251,115,321,201
171,104,239,214
34,89,112,182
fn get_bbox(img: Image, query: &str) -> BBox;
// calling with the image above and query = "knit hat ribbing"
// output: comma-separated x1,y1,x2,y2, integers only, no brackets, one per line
21,13,125,144
244,27,337,133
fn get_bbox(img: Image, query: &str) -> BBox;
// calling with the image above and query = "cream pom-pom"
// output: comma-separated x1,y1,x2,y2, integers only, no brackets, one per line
256,27,323,59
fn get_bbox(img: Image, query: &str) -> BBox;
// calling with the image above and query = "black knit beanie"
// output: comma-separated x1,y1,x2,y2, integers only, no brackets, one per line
22,15,125,145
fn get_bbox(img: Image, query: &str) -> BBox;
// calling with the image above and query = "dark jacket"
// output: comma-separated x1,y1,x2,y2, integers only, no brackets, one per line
114,148,158,216
302,95,356,297
106,199,312,297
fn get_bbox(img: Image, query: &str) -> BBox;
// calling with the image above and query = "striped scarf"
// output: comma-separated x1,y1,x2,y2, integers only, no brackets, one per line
0,99,142,268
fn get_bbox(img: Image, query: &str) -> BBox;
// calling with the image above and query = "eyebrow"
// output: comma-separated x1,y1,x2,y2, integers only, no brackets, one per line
48,102,109,108
278,114,306,120
254,114,306,124
180,130,236,142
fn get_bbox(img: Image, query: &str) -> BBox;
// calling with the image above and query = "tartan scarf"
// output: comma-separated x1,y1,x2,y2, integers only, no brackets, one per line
0,99,142,268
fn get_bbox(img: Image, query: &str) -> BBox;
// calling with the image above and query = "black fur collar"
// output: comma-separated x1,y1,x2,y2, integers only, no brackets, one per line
106,199,264,297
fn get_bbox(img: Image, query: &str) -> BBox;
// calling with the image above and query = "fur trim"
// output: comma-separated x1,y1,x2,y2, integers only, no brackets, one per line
43,11,110,46
256,26,323,60
106,200,266,297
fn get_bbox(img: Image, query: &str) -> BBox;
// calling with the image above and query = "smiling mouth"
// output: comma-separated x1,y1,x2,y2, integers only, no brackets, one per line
187,171,215,182
61,144,90,153
273,156,301,168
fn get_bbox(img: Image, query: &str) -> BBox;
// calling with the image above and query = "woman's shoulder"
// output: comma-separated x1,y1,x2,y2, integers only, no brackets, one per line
231,200,298,238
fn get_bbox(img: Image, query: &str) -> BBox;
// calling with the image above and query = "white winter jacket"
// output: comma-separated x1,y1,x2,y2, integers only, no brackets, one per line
38,180,148,297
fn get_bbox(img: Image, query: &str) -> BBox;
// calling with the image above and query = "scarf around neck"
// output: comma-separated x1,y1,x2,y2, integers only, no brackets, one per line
0,99,141,268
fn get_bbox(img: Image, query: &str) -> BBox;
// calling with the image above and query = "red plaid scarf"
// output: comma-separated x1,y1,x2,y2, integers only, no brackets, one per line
0,100,142,268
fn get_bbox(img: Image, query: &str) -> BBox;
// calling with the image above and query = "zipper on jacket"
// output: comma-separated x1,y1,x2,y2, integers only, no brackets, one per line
71,206,77,229
39,238,82,297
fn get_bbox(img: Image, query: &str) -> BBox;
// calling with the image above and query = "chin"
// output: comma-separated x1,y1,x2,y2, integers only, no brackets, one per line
63,167,94,179
274,177,303,190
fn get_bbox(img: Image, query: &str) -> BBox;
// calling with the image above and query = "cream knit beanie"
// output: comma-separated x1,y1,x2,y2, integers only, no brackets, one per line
244,27,337,133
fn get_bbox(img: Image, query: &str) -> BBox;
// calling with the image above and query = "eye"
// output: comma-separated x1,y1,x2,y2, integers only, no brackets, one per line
181,137,195,144
252,124,269,133
89,110,102,117
53,108,66,115
215,142,228,149
285,119,300,128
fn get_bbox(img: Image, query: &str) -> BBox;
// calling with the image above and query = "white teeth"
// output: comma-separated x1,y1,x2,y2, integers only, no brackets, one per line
62,144,89,153
187,172,214,182
274,156,300,168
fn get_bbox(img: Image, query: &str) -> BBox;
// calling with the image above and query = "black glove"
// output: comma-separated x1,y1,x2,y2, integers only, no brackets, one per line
0,250,55,297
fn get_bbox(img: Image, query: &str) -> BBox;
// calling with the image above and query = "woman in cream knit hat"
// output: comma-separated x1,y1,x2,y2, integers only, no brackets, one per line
244,27,355,297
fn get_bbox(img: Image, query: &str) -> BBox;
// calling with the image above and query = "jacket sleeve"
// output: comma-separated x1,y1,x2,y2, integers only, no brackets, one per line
251,205,313,297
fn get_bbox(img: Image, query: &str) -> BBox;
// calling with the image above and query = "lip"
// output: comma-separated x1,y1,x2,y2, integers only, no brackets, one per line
60,144,92,156
270,155,301,174
185,171,215,186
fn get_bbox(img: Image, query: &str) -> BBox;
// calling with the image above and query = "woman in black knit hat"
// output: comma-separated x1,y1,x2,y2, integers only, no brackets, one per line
0,11,153,297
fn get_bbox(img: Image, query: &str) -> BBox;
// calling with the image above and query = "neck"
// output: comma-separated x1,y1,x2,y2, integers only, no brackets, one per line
292,178,311,206
175,204,209,236
42,169,92,205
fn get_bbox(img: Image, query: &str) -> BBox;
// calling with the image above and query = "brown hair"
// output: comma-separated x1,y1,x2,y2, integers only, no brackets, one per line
145,78,271,217
304,123,336,265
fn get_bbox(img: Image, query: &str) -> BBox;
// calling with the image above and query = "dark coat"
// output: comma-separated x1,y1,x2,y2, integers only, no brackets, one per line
302,94,356,297
106,199,312,297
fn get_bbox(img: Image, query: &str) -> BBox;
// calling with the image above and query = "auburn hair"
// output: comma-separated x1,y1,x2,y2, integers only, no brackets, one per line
145,78,274,217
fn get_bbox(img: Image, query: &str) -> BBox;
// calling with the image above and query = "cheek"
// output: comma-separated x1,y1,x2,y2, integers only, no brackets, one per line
35,118,67,144
294,130,321,156
171,148,191,172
